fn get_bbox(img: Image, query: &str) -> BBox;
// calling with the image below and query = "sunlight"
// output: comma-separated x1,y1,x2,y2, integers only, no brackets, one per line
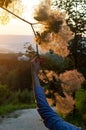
22,0,41,22
0,0,41,35
22,0,41,7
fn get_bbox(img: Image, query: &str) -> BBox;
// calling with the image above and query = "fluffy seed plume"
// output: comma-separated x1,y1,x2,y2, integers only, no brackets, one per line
34,0,73,57
34,1,63,34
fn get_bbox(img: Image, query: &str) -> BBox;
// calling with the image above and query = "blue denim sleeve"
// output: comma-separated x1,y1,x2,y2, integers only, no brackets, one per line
34,86,82,130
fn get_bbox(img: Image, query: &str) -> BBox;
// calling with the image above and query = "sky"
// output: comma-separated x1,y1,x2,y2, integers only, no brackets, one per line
0,0,41,35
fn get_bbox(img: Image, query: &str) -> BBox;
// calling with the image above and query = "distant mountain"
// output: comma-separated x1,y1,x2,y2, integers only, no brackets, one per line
0,35,34,53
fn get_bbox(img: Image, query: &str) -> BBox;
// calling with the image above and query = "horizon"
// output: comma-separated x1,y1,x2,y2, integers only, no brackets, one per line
0,35,35,53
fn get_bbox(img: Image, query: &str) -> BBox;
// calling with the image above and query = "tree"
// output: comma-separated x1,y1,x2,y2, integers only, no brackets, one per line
68,36,86,76
55,0,86,34
55,0,86,69
54,0,86,115
34,1,73,57
0,0,23,24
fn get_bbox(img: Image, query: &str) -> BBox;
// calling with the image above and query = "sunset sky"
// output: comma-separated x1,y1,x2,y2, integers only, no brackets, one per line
0,0,41,35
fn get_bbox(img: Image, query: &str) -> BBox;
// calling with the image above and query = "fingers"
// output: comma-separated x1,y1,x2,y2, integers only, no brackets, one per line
31,56,45,66
31,56,39,64
31,56,41,73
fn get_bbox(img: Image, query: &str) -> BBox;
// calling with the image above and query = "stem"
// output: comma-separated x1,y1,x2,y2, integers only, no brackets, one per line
1,7,33,25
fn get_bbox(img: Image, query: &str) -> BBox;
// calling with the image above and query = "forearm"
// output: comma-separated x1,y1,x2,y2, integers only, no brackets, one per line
32,72,41,87
32,71,49,107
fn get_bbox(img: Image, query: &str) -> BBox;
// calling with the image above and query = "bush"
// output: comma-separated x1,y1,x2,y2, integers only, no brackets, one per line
18,89,34,104
82,80,86,90
0,84,11,105
9,89,34,104
7,62,32,91
9,90,21,104
76,89,86,115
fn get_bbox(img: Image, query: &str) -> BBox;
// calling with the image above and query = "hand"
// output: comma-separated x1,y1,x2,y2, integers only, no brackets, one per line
31,56,41,75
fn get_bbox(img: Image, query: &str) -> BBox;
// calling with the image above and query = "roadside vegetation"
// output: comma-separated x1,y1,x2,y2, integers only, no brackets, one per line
0,53,35,116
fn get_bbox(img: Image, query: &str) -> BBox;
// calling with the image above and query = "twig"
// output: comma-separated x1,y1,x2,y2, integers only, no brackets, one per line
1,7,37,26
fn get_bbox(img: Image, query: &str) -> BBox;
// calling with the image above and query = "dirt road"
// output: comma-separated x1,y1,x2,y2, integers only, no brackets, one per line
0,109,48,130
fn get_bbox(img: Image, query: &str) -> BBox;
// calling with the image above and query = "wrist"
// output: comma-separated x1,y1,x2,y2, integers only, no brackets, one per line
32,73,41,87
32,71,38,77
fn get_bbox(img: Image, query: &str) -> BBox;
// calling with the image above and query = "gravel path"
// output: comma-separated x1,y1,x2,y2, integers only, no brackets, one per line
0,109,48,130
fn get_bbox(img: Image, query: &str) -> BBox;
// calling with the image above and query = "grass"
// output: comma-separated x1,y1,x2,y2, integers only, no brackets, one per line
0,103,36,116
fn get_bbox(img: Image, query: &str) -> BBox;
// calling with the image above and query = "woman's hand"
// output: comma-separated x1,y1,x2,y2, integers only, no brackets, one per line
31,56,41,75
31,56,43,88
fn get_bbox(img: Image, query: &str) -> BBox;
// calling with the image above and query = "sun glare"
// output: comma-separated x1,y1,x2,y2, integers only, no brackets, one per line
22,0,41,23
0,0,41,35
